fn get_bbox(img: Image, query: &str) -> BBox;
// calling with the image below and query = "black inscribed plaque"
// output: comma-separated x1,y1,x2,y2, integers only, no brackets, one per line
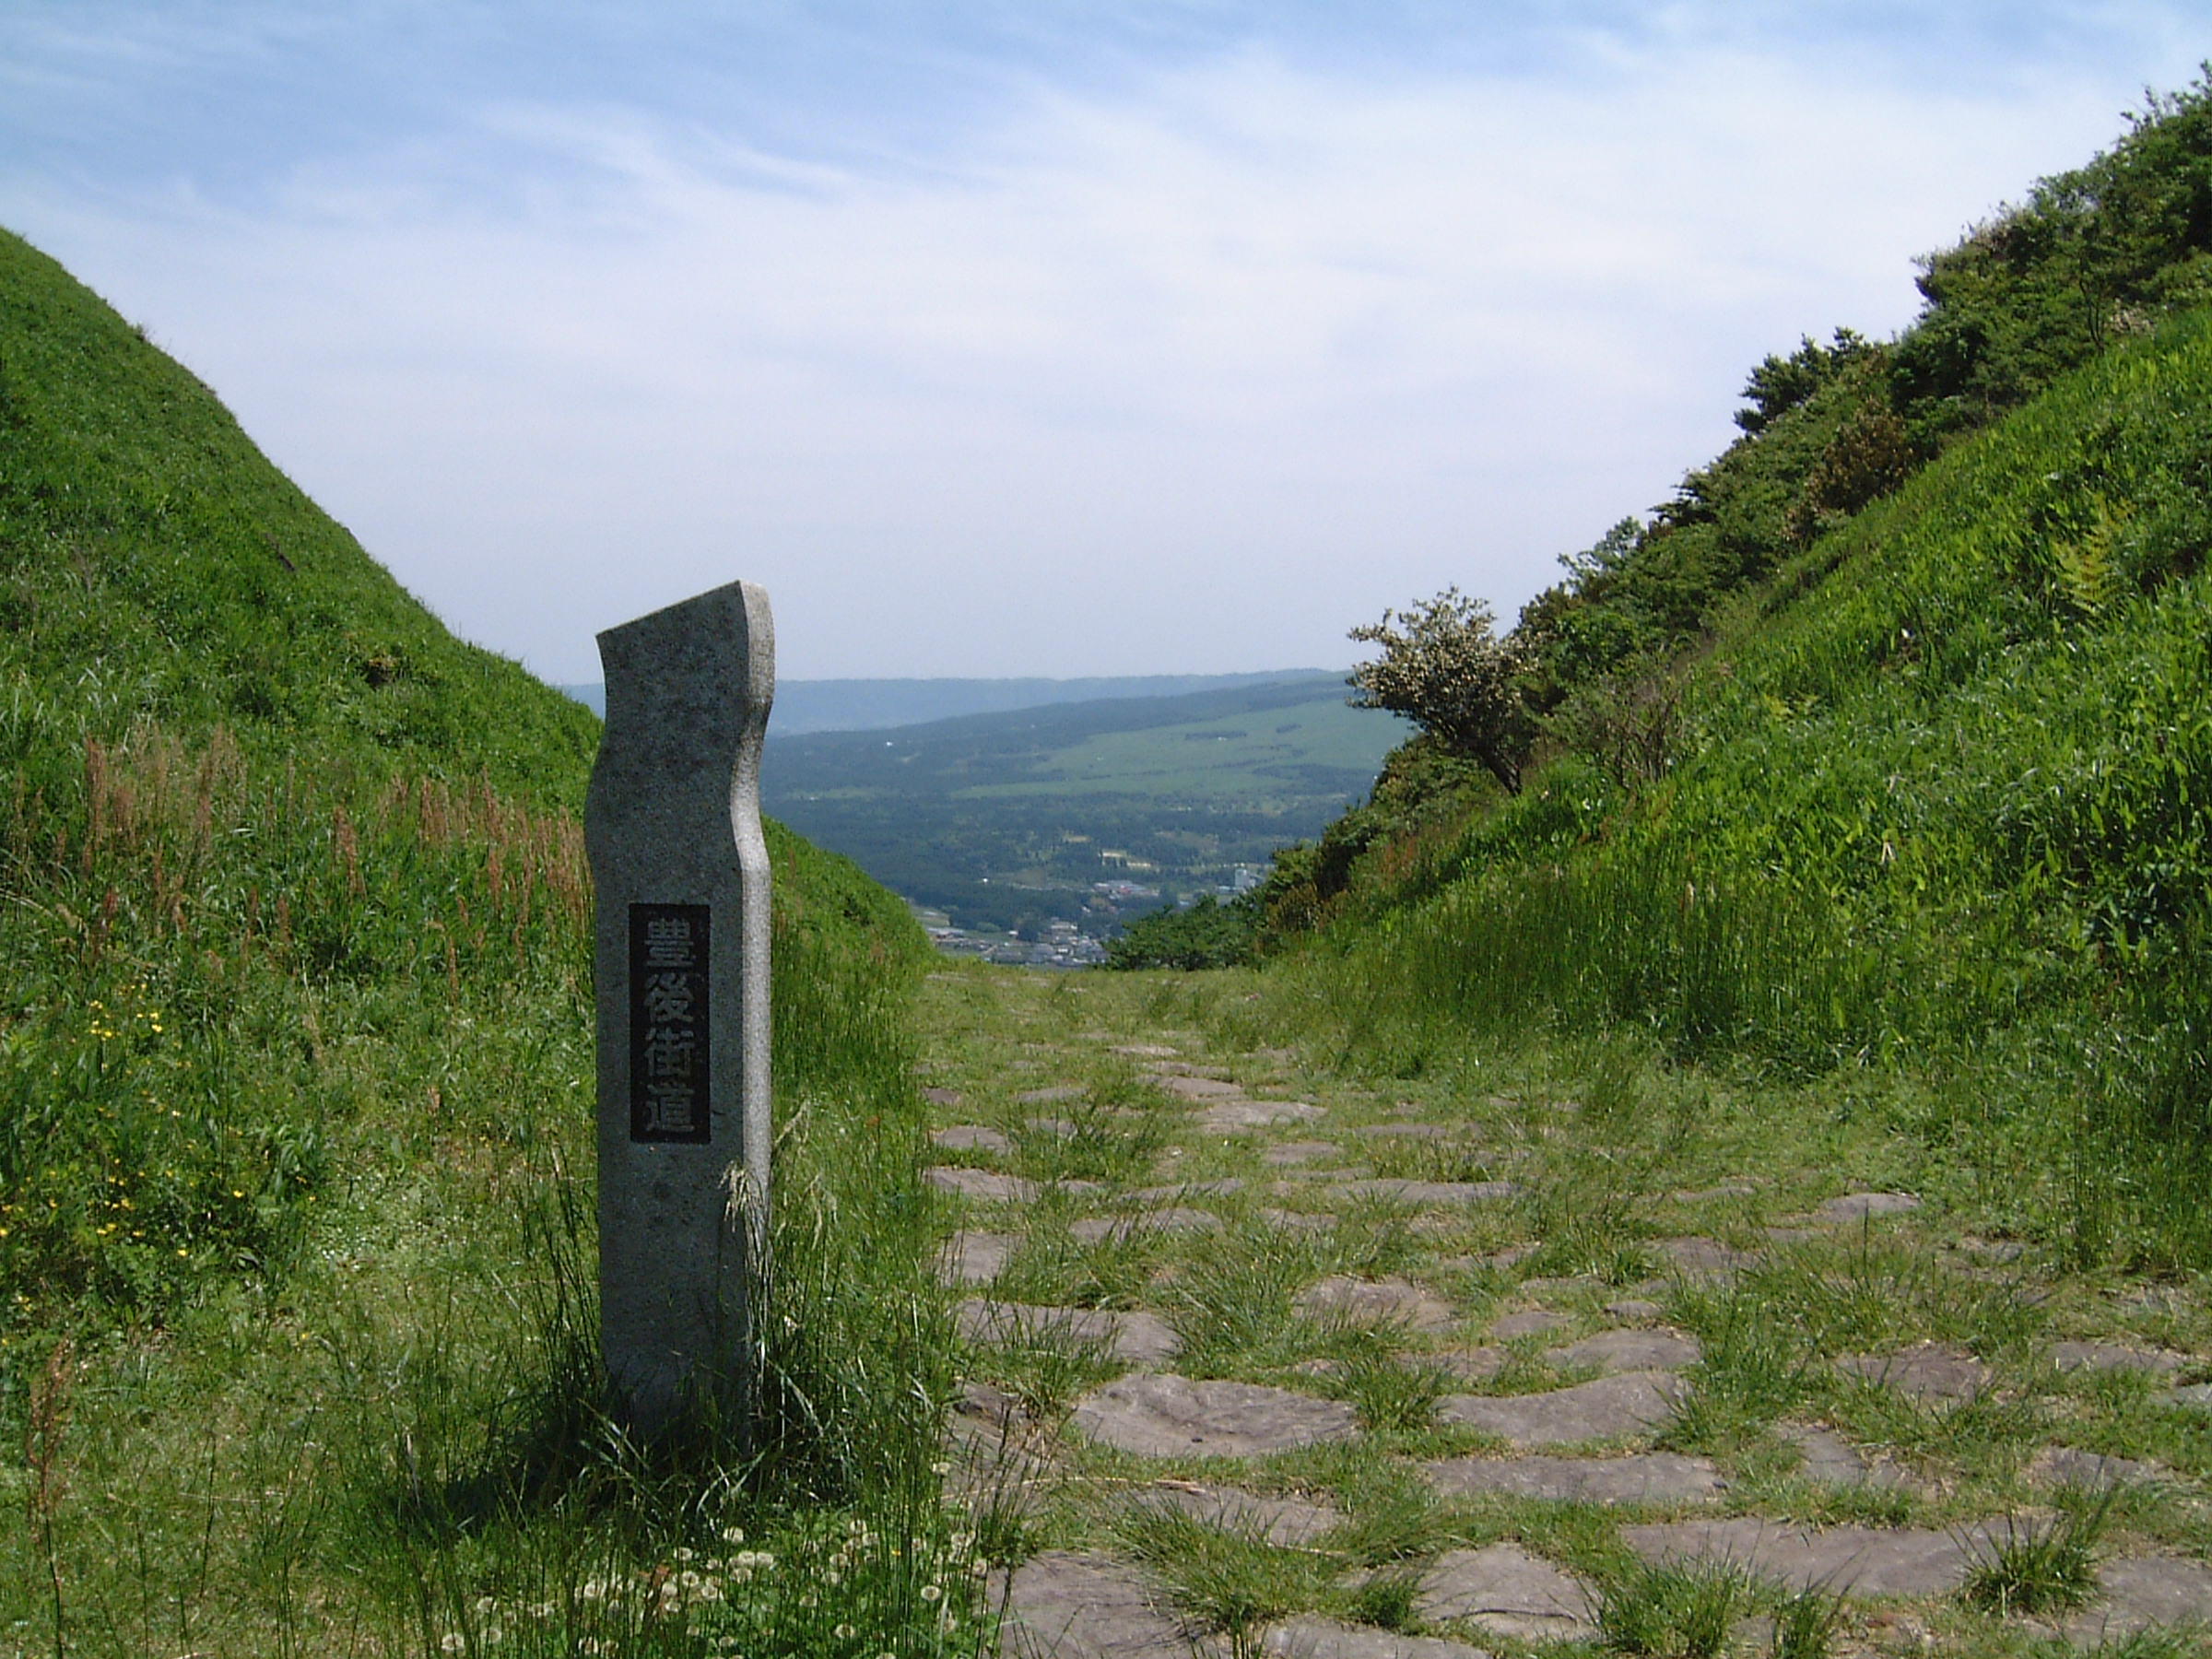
629,903,712,1144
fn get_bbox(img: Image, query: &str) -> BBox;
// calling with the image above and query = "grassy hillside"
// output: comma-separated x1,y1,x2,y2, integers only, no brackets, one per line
764,675,1406,931
0,229,967,1654
1273,293,2212,1270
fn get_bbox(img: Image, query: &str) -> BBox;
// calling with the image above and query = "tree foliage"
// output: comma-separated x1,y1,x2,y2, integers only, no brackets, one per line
1347,588,1535,794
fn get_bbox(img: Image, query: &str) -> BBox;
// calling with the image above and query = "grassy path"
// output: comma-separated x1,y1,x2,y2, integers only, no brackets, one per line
914,963,2212,1659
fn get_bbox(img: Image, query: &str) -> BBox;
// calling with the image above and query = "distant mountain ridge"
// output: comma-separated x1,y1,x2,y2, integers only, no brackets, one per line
559,668,1339,734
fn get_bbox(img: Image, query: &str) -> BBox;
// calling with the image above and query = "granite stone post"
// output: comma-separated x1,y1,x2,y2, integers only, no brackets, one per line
584,580,773,1435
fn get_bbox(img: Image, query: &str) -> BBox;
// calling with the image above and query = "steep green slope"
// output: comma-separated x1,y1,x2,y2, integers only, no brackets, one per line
0,226,925,1343
1281,306,2212,1265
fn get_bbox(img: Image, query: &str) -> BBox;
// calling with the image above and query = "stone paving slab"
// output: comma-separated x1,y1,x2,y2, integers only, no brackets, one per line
1263,1141,1345,1166
2065,1556,2212,1641
2050,1339,2187,1376
1326,1179,1521,1206
929,1167,1041,1204
2030,1445,2166,1489
959,1300,1182,1366
1488,1309,1568,1340
1436,1371,1681,1445
1814,1192,1923,1223
1198,1100,1328,1131
1547,1327,1703,1373
1161,1075,1245,1100
1618,1517,1998,1598
1111,1044,1182,1058
2170,1382,2212,1411
1430,1348,1507,1384
939,1230,1018,1285
1125,1179,1247,1201
1414,1544,1594,1641
1653,1237,1753,1277
1779,1424,1912,1489
1603,1299,1666,1320
1263,1615,1493,1658
1352,1123,1458,1140
1296,1275,1459,1332
1424,1451,1724,1504
1019,1085,1088,1103
1126,1479,1343,1546
935,1124,1015,1154
1834,1341,1991,1401
1072,1209,1223,1245
1071,1373,1360,1459
999,1551,1206,1659
923,1086,963,1107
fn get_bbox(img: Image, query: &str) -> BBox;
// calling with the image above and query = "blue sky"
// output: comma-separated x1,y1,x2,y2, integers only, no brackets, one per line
4,3,2206,681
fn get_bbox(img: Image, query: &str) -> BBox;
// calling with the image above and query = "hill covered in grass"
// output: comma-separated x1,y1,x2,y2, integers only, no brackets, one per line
0,229,963,1653
1264,86,2212,1271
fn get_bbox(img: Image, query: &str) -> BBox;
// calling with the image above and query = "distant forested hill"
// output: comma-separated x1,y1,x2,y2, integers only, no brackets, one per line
561,668,1335,734
760,675,1407,934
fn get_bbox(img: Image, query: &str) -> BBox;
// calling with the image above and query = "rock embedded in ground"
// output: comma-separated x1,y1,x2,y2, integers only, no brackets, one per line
1263,1616,1494,1659
958,1300,1182,1366
999,1551,1200,1659
1815,1191,1922,1224
1488,1309,1569,1341
1414,1544,1594,1641
1127,1481,1342,1547
1070,1373,1359,1459
1781,1424,1893,1488
1111,1044,1181,1058
934,1124,1014,1154
1653,1237,1752,1277
1197,1100,1327,1131
1424,1451,1724,1504
1125,1179,1246,1202
927,1167,1041,1204
1834,1341,1991,1402
1603,1299,1665,1320
1071,1209,1222,1245
2050,1339,2187,1376
1326,1178,1520,1206
2065,1556,2212,1641
2168,1382,2212,1411
1547,1328,1702,1373
1018,1084,1088,1104
1618,1518,1997,1598
1436,1371,1681,1446
1352,1123,1456,1140
938,1230,1018,1285
1161,1075,1244,1100
922,1085,963,1107
1430,1347,1506,1383
1297,1275,1459,1332
2031,1445,2164,1489
1263,1141,1344,1166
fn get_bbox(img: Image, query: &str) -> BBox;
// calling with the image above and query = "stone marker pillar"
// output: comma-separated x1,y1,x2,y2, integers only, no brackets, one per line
584,579,773,1435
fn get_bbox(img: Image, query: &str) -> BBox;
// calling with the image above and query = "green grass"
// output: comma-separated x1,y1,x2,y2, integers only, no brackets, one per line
0,227,979,1655
1263,300,2212,1273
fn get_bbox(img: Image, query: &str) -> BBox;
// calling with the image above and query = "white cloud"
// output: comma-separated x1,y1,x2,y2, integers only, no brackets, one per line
2,29,2192,678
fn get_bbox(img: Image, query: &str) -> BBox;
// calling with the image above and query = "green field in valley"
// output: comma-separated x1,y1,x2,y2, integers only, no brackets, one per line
760,676,1409,936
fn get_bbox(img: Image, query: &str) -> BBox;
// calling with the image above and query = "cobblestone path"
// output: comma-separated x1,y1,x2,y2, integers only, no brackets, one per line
916,966,2212,1658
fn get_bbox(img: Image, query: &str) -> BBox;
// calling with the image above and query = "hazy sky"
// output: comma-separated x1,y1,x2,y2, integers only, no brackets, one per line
4,4,2205,681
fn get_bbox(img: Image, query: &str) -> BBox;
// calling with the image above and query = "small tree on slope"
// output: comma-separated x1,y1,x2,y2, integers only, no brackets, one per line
1348,587,1536,794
